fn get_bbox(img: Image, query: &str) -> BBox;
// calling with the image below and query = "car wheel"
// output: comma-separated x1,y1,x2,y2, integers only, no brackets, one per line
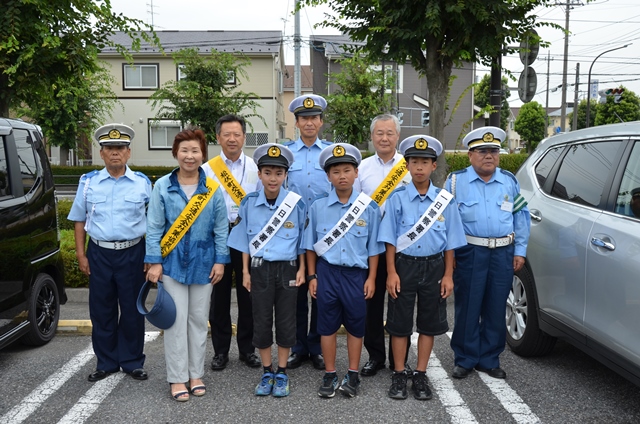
505,265,556,357
21,273,60,346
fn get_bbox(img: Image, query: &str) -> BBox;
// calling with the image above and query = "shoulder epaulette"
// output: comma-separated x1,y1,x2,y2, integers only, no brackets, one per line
80,170,99,181
239,191,259,206
320,140,333,146
387,185,406,200
134,171,152,184
282,140,295,146
310,192,329,206
499,168,518,184
451,168,467,175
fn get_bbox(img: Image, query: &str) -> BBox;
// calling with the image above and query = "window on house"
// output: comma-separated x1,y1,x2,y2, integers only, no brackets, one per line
149,120,182,149
177,64,187,81
245,133,269,147
227,71,236,85
124,64,159,89
369,64,404,94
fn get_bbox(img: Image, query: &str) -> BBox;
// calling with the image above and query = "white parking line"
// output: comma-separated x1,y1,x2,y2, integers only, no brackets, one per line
0,344,95,424
445,332,541,424
409,334,478,423
57,332,160,424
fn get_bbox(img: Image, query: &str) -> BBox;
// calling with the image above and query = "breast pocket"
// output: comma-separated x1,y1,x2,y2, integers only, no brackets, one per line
87,194,107,222
495,199,514,224
124,194,146,222
458,200,478,223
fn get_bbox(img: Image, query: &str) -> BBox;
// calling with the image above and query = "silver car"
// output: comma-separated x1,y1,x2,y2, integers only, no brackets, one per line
506,121,640,386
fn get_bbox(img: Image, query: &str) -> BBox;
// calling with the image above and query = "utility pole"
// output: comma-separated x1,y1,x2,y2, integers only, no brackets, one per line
545,51,552,135
293,0,301,140
572,63,579,131
558,0,582,132
489,55,502,128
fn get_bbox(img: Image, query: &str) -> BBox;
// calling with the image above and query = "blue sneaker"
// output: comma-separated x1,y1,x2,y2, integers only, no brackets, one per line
255,372,274,396
272,373,290,397
318,372,339,398
339,373,361,397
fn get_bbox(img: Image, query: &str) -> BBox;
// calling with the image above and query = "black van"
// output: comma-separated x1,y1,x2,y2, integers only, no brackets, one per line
0,117,66,349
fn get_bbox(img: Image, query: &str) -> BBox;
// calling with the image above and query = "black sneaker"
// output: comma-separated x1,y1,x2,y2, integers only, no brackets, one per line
411,372,433,400
388,371,408,400
338,373,361,398
318,373,339,398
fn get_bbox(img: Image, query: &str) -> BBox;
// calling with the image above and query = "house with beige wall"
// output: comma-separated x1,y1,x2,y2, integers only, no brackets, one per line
82,31,286,166
282,65,313,141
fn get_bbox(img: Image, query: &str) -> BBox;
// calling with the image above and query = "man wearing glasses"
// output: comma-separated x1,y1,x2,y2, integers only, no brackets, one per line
445,126,530,380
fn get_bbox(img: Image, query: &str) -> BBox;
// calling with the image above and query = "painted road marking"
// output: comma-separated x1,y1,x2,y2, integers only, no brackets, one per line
446,332,540,424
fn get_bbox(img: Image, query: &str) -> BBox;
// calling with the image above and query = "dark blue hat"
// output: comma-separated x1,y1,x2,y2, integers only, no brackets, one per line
137,280,176,330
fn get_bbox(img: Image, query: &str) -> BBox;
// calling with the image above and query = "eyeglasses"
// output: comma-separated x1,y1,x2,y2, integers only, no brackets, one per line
473,148,500,156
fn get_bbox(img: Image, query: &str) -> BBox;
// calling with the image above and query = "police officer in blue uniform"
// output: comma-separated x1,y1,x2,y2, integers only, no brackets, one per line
68,124,151,382
445,126,530,380
283,94,332,370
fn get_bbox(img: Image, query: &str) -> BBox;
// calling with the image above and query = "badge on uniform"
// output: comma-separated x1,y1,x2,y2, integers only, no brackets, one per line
284,221,295,229
437,215,445,222
356,219,366,227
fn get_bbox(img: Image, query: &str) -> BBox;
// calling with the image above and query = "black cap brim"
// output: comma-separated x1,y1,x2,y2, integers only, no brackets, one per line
403,148,437,159
258,157,290,168
323,156,358,171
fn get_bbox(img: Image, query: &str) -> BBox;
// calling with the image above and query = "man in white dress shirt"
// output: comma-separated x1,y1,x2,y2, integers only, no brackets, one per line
354,114,412,376
203,114,263,370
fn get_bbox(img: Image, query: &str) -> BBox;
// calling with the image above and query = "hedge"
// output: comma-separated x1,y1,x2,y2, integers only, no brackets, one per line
56,153,528,287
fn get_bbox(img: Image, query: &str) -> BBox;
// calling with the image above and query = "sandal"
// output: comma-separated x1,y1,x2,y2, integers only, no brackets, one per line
188,379,206,397
170,383,190,402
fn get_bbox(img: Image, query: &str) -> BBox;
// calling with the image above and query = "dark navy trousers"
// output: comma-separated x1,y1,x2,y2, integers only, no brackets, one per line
450,244,514,370
87,240,146,373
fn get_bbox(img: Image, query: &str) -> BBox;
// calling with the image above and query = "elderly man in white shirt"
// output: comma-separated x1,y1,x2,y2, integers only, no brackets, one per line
203,114,263,371
354,114,412,377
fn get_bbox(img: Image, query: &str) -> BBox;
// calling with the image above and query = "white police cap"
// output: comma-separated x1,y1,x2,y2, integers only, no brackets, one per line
399,135,442,159
253,143,294,168
288,94,327,116
319,143,361,170
94,123,134,146
463,126,505,150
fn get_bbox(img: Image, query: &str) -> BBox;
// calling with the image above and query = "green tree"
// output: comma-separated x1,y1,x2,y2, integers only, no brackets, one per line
514,101,546,152
595,86,640,126
325,55,394,146
0,0,157,148
299,0,557,184
475,74,511,132
149,48,264,144
568,98,598,131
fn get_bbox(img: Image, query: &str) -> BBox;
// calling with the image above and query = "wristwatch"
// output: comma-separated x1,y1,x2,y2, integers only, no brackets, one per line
306,274,318,283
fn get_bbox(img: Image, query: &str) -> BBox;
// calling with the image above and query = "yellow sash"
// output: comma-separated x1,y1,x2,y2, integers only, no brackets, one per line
160,177,219,258
207,156,246,206
371,158,408,205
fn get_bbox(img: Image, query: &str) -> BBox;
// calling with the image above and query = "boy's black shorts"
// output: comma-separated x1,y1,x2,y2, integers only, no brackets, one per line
385,252,448,337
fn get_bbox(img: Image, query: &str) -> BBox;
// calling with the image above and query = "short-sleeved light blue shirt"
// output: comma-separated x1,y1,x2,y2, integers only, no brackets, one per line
283,138,332,207
378,181,467,256
302,189,384,269
67,166,151,241
227,188,306,261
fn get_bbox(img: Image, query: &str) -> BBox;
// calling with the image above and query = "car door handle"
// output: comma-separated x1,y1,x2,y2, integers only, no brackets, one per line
529,211,542,222
591,237,615,251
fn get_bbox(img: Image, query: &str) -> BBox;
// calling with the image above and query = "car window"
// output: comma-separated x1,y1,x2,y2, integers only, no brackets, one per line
0,138,10,197
551,141,621,207
14,129,38,194
535,146,563,190
615,141,640,219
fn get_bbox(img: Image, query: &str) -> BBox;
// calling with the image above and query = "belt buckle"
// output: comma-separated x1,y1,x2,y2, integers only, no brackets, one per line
487,238,496,249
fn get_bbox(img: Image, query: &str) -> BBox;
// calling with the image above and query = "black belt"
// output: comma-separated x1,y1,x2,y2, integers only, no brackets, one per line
396,252,443,262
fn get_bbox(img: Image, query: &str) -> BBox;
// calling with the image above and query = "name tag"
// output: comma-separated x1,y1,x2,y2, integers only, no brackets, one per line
501,201,513,212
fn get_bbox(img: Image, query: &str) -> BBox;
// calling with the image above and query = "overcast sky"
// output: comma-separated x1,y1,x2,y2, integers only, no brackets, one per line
109,0,640,110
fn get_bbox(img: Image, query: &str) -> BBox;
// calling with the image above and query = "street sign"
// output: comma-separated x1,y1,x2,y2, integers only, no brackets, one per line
518,66,537,103
519,30,539,66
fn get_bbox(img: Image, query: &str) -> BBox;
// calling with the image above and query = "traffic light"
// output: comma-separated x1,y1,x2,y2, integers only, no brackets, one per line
599,87,625,104
421,110,430,127
397,112,404,125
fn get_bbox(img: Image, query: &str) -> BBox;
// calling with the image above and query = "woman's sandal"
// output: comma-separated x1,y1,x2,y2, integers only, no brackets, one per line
170,383,189,402
189,385,206,397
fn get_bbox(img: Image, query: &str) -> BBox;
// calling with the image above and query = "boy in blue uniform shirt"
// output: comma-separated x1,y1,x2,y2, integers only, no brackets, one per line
302,143,385,398
227,143,306,397
378,135,466,400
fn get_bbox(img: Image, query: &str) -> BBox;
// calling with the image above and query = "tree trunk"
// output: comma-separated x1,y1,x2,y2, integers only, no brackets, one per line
424,36,453,188
0,74,12,117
